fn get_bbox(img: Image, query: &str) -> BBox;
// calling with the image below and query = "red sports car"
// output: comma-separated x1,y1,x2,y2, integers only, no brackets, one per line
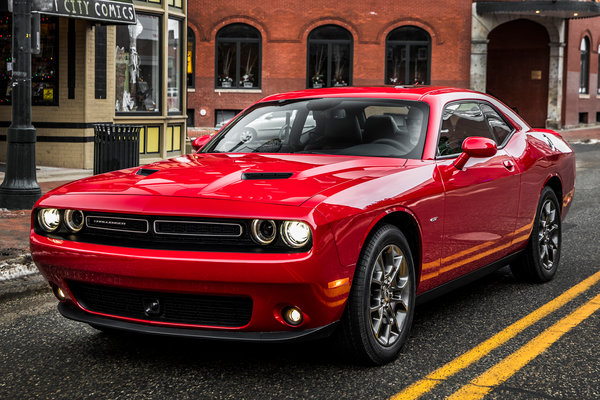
31,87,575,364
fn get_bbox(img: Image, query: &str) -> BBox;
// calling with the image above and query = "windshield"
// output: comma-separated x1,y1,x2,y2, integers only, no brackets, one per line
204,98,430,159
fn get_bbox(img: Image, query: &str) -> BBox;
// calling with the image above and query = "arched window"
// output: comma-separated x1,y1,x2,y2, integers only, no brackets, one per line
385,26,431,85
187,27,195,89
307,25,353,88
580,36,590,94
215,24,261,89
597,44,600,94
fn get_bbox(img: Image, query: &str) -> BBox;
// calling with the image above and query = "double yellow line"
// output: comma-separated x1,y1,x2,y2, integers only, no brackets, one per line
391,269,600,400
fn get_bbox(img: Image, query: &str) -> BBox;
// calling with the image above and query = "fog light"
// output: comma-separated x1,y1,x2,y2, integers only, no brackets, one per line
53,285,67,301
282,306,303,326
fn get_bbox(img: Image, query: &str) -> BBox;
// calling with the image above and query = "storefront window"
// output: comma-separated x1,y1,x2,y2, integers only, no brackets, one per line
167,18,182,114
115,14,161,114
0,14,59,106
187,27,195,88
307,25,352,88
385,26,430,85
215,24,261,89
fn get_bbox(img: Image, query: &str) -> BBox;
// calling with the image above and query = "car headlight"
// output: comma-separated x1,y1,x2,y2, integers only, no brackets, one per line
38,208,61,232
64,209,84,232
250,219,277,245
281,221,311,248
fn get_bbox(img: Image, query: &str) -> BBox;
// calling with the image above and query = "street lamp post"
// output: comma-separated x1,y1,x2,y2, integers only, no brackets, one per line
0,0,42,209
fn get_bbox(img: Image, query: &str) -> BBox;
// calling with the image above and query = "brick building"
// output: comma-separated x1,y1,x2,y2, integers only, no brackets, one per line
563,16,600,126
187,0,473,129
187,0,600,132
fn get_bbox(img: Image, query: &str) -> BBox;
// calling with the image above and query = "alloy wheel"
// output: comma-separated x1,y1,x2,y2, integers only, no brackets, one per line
368,244,410,347
538,199,560,270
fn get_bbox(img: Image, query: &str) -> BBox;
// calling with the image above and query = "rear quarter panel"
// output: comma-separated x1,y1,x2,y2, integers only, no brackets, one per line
505,129,575,248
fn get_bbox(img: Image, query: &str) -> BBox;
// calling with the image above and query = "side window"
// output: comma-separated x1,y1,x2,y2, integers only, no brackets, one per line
438,102,493,156
480,103,513,146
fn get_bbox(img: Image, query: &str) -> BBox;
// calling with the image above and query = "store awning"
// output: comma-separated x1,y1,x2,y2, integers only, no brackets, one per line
33,0,136,24
476,0,600,19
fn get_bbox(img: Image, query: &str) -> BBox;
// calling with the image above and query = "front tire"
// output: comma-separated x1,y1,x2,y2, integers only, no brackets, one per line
338,224,416,365
510,186,561,282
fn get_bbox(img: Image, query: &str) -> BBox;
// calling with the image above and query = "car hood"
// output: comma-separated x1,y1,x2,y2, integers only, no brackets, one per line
51,153,407,206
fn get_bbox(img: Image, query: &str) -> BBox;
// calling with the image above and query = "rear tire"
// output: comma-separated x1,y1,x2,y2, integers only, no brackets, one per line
510,187,561,282
337,224,416,365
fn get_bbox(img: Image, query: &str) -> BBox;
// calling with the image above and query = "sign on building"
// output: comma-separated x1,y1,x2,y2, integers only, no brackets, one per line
33,0,136,24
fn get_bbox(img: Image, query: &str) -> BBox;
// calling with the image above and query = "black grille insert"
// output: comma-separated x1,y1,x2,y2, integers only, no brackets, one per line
154,220,242,237
67,281,253,327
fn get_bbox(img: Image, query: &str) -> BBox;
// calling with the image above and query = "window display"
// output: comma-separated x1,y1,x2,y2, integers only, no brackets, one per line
385,26,430,86
307,25,352,88
167,18,182,113
0,14,59,106
115,14,161,113
215,24,260,89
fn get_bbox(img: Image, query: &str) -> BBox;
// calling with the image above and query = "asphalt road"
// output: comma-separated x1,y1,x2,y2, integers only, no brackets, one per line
1,143,599,400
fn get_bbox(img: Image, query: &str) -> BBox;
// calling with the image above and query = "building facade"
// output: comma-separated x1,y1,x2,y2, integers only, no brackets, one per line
186,0,473,129
2,1,600,169
0,0,188,168
187,0,600,133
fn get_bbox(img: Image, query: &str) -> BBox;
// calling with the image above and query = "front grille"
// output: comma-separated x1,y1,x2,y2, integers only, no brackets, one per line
154,220,242,237
67,281,253,327
35,211,311,253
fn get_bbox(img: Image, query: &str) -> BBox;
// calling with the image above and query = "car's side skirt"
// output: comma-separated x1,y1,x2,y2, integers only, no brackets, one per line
416,250,524,306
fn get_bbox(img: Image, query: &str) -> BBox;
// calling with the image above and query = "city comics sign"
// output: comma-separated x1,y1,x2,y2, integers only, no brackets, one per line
34,0,136,24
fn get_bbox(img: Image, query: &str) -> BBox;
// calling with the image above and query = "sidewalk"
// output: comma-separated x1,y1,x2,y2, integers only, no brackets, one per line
0,126,598,294
557,126,600,144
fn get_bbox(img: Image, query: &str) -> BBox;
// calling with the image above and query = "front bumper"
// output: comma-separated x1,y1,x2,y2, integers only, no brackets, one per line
59,302,339,342
31,229,352,335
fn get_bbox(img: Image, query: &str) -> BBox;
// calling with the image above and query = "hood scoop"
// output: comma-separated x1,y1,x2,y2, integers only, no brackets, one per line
241,172,293,180
136,168,160,177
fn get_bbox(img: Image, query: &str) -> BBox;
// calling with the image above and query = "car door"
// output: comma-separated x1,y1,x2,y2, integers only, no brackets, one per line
434,101,520,284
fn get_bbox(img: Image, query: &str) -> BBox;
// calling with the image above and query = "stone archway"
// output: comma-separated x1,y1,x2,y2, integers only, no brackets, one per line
486,19,549,127
470,4,565,128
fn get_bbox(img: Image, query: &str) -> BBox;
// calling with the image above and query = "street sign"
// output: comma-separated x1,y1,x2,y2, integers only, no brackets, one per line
33,0,136,25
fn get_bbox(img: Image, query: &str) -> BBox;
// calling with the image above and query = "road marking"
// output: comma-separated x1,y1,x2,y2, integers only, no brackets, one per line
448,291,600,400
390,269,600,400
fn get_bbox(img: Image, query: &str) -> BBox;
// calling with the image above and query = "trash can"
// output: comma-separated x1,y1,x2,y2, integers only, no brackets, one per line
93,124,141,174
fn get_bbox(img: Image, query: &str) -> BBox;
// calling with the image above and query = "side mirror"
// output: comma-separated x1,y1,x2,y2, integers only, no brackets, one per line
453,137,497,170
191,135,213,151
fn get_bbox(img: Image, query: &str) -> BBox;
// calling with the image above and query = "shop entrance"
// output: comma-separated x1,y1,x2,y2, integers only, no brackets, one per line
486,19,549,128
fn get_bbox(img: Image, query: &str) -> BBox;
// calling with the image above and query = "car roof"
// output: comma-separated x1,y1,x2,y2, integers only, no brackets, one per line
259,86,480,103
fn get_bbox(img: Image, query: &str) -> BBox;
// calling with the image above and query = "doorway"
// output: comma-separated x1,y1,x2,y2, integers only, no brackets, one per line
486,19,550,128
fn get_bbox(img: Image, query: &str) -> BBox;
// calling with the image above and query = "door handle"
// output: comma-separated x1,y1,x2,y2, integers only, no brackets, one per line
503,160,515,170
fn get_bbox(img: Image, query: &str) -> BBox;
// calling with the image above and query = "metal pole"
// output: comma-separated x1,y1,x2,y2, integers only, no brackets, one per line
0,0,41,209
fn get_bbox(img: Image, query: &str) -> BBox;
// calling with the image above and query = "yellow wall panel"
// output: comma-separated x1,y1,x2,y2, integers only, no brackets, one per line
166,126,173,152
173,125,181,151
139,128,145,153
147,126,160,153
